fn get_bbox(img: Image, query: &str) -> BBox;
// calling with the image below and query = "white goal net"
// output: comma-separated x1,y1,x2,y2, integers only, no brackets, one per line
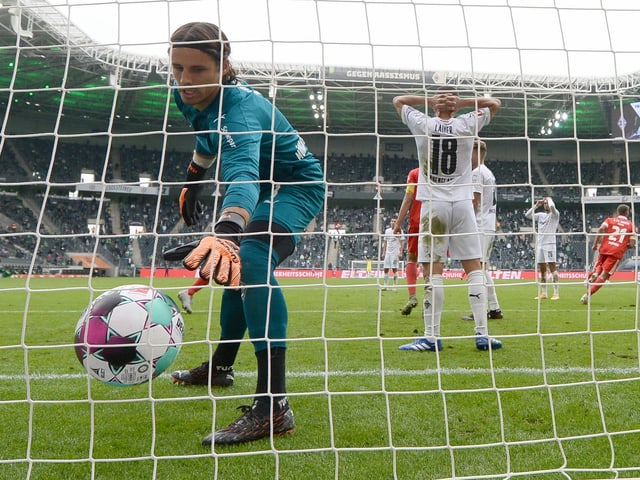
2,1,640,479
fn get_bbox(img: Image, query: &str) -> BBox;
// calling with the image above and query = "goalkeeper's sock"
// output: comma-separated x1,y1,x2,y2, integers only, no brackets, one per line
255,347,287,410
212,340,242,370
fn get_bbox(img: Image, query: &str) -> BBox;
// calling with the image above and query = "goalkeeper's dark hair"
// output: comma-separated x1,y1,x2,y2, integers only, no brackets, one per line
170,22,237,84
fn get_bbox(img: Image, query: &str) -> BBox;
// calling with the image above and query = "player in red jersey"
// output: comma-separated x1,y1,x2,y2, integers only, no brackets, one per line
581,204,637,304
394,167,421,315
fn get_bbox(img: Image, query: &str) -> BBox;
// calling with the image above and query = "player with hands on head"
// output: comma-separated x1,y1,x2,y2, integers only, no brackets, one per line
525,196,561,300
581,204,637,304
165,22,324,446
392,90,503,352
394,167,421,315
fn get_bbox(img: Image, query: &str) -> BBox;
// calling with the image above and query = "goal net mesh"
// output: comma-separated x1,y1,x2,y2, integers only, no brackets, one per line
1,1,640,479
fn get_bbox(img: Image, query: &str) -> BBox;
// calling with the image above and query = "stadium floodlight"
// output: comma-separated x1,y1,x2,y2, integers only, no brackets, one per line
309,88,325,126
540,108,571,136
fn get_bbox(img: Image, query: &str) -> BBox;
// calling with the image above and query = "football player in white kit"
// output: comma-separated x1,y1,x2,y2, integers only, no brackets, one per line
461,139,504,321
525,197,561,300
393,91,503,352
381,217,405,290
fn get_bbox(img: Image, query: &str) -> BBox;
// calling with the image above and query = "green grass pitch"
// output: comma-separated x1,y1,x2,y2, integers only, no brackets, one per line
1,276,639,480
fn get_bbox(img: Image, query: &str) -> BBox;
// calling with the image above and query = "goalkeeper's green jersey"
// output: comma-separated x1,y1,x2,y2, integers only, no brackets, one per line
173,81,324,217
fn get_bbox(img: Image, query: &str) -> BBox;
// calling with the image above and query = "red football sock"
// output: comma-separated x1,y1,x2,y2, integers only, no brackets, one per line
188,276,208,296
589,276,605,296
406,262,418,296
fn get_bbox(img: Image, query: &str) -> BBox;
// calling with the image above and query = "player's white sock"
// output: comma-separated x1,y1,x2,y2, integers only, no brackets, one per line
423,274,444,338
467,270,488,336
551,271,559,295
484,270,500,311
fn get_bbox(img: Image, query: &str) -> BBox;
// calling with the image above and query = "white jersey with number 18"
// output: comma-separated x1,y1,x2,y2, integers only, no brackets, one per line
400,105,492,203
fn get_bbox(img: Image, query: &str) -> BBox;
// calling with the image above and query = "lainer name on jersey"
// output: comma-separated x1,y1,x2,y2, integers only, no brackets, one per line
434,124,453,134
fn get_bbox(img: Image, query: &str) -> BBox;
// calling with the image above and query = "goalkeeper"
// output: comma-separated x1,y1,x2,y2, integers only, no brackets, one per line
167,22,324,446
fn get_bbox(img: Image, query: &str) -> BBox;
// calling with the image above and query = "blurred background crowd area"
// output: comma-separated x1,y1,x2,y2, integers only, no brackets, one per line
0,136,637,276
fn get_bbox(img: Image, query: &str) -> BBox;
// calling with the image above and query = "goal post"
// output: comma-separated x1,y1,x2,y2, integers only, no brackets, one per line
350,259,406,277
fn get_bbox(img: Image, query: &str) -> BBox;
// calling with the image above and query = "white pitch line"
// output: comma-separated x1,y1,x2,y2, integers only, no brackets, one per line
1,365,639,382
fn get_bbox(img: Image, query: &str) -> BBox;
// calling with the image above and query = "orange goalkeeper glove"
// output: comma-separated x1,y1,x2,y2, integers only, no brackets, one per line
182,236,241,288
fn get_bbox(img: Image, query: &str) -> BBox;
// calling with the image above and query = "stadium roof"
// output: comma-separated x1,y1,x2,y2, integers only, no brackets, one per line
2,0,640,141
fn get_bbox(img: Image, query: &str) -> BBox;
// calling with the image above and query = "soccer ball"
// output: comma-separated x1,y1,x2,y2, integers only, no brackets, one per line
74,285,184,386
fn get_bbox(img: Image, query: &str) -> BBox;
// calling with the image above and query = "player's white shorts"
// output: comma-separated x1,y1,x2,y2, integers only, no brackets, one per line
383,255,400,270
418,199,481,263
479,230,496,263
535,244,557,264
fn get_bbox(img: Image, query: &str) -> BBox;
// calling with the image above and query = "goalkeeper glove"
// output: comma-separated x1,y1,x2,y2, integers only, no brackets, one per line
179,161,207,226
163,210,246,287
162,240,200,262
182,236,241,288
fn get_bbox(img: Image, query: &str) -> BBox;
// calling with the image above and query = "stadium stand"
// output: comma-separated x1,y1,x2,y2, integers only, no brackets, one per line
1,134,638,275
